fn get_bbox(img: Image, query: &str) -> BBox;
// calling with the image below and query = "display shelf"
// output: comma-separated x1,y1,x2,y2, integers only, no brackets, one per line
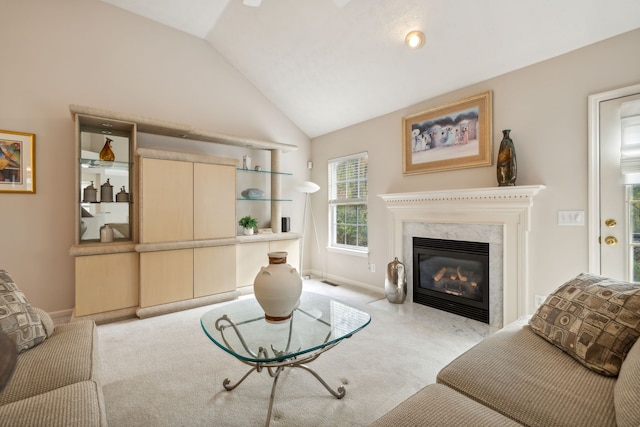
237,198,292,202
236,168,292,176
80,158,131,170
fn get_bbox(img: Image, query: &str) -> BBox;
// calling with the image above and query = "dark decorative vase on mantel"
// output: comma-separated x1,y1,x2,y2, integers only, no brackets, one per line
497,129,517,186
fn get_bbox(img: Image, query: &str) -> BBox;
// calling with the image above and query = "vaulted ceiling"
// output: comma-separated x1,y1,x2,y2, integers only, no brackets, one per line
100,0,640,138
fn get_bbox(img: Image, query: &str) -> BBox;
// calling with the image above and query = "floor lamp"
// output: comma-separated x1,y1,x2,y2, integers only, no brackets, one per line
296,181,320,279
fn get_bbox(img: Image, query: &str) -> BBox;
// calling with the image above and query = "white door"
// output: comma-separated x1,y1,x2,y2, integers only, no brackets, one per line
597,92,640,280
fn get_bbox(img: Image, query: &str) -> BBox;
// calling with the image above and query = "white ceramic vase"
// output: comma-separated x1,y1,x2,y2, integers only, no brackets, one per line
254,251,302,323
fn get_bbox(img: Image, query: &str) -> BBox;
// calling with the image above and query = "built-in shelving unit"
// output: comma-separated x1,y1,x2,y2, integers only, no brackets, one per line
68,105,301,322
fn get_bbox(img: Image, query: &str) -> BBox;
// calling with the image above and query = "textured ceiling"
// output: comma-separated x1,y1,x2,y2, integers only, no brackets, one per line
100,0,640,138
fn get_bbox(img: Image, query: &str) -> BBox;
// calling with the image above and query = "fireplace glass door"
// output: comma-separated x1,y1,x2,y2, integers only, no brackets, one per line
413,237,489,323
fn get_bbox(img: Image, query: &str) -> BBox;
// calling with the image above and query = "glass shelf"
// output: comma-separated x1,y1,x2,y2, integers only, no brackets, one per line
237,198,292,202
81,201,132,204
80,158,131,170
236,168,292,176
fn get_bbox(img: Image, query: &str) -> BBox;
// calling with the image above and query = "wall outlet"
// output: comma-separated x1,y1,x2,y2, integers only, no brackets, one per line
370,263,376,273
534,294,546,308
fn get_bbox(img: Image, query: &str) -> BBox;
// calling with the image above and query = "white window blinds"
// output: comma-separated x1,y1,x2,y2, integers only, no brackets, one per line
328,152,368,204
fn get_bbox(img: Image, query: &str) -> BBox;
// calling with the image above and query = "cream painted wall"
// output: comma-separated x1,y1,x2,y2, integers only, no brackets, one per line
0,1,311,313
311,29,640,313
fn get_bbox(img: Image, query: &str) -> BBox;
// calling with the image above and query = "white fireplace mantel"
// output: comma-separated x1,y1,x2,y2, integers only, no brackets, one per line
379,185,545,326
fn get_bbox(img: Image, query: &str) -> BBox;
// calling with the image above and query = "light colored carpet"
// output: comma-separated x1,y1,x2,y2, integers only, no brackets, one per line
98,279,492,426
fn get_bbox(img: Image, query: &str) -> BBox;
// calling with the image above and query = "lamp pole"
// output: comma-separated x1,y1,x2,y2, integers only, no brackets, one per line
296,181,320,279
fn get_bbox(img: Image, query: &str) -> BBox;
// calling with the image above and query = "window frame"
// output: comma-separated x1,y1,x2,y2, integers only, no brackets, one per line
327,152,368,254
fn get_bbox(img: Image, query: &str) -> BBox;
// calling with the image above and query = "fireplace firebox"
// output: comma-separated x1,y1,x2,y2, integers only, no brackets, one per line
413,237,489,323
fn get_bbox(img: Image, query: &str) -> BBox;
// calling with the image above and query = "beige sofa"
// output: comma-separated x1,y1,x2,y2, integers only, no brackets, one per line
0,312,107,426
372,274,640,426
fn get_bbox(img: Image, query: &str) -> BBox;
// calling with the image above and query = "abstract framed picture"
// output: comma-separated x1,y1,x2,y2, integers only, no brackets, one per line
0,130,36,194
402,91,492,175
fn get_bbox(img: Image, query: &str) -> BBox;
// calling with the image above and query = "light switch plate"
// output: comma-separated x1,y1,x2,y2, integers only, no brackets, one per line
558,210,585,226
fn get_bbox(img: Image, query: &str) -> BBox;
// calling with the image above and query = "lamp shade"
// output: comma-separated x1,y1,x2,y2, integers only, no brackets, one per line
296,181,320,194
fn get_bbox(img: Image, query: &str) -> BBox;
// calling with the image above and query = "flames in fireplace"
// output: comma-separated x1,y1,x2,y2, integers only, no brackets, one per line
432,265,480,297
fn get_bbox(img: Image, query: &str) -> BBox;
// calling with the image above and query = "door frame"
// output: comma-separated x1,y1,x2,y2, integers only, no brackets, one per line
588,83,640,274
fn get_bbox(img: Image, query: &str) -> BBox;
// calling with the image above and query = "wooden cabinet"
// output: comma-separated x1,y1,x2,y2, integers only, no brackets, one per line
140,156,236,243
194,246,236,297
140,249,193,308
138,150,238,308
71,113,139,318
140,158,193,243
195,163,236,239
139,245,237,308
69,105,299,320
75,252,139,317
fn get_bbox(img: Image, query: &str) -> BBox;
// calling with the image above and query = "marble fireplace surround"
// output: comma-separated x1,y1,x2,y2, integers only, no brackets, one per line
379,185,545,328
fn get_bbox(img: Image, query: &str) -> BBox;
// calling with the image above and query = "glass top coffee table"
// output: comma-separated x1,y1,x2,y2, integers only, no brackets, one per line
200,291,371,426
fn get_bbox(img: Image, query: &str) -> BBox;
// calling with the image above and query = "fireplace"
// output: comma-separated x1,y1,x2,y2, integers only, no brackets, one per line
380,186,545,327
413,237,489,324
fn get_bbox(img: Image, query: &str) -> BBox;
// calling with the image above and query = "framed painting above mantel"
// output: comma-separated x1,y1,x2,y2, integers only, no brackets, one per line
0,130,35,194
402,91,492,175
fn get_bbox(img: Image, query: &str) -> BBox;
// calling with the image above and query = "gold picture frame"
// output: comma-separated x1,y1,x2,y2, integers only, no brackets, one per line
402,91,492,175
0,130,36,194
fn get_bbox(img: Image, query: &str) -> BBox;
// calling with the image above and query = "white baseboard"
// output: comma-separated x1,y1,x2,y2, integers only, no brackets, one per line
307,269,385,298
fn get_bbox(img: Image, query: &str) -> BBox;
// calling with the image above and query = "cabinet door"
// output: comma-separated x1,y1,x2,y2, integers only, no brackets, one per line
236,242,270,287
270,239,300,274
140,249,193,307
75,252,139,316
194,163,236,239
194,246,236,297
140,158,193,243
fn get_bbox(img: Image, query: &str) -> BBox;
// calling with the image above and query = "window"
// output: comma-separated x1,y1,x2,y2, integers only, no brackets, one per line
328,152,368,252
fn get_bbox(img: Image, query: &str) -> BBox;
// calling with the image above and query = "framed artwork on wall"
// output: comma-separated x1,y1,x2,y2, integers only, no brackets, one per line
0,130,36,194
402,91,492,175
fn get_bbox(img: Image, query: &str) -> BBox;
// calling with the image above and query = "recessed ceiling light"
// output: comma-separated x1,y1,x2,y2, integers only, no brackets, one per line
405,30,425,49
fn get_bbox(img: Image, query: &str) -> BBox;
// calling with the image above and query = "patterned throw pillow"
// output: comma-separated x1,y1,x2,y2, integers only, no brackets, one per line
0,269,46,353
529,273,640,376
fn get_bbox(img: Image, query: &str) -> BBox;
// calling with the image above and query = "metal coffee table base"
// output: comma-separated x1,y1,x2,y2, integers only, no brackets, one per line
223,354,346,427
215,314,347,426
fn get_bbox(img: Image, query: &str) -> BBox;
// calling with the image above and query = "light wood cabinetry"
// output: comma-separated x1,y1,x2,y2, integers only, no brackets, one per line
69,105,300,320
194,246,236,297
140,249,193,307
140,158,194,243
71,113,140,318
137,149,237,308
195,163,236,239
75,252,139,317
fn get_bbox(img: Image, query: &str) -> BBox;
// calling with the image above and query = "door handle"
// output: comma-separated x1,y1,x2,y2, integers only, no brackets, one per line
605,219,617,227
604,236,618,245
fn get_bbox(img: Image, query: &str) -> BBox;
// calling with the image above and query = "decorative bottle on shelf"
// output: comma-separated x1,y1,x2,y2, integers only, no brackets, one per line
100,179,113,202
116,186,129,202
99,137,115,161
99,224,114,243
253,252,302,323
83,181,97,202
497,129,517,186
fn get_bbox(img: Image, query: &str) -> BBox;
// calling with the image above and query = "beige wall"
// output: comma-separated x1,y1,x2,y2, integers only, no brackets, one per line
0,1,311,314
311,29,640,312
3,1,638,317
